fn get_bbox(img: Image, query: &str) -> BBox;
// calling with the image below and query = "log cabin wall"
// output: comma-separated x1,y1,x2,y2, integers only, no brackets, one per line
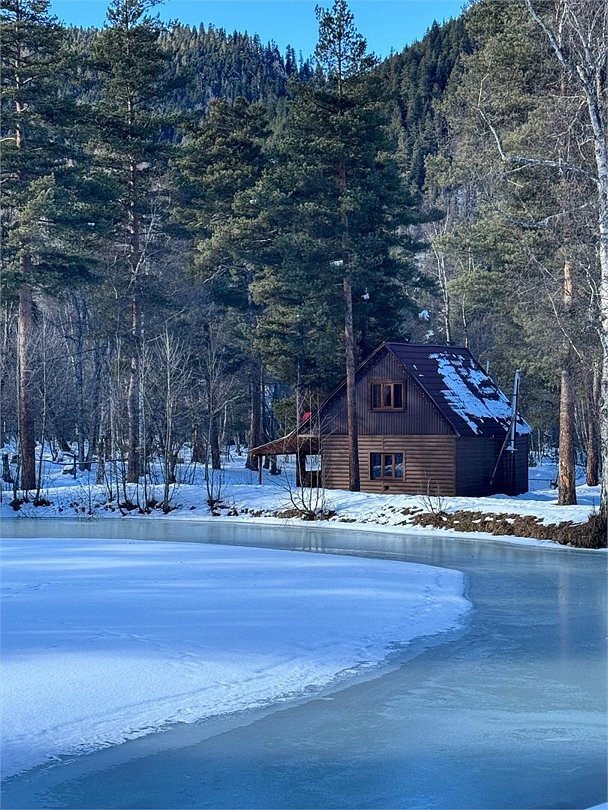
322,434,457,495
514,434,529,494
455,437,499,496
311,344,529,496
494,434,529,495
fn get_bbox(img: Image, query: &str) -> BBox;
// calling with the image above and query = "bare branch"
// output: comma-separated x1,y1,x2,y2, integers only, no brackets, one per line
476,102,597,181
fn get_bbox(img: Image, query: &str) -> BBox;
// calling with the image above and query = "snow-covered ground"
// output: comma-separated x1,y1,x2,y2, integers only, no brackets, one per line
1,537,470,779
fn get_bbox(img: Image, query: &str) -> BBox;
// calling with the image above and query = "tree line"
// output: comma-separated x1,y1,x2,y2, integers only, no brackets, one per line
1,0,606,514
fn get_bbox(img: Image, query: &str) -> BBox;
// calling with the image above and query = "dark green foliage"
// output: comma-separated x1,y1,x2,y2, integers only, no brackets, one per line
426,0,600,433
173,97,270,260
3,0,598,491
88,0,176,289
0,0,98,294
172,95,271,332
160,24,312,118
244,6,427,391
382,18,472,190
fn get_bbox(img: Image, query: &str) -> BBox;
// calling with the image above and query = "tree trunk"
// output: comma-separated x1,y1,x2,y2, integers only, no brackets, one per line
597,186,608,516
600,332,608,518
343,273,360,491
433,244,452,344
586,38,608,519
585,361,600,487
126,151,142,484
192,424,205,463
245,361,263,472
558,368,577,504
87,345,105,472
210,415,221,470
3,453,14,484
558,260,577,505
96,435,106,485
17,279,36,491
75,336,86,471
522,0,607,515
126,293,141,483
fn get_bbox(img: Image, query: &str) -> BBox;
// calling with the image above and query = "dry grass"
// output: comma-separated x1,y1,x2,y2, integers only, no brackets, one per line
410,510,607,549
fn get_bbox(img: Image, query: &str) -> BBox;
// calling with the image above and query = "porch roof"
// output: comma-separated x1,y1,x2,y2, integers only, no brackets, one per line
249,432,319,457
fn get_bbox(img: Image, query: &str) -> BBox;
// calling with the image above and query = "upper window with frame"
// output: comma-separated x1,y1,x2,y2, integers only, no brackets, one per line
370,381,405,411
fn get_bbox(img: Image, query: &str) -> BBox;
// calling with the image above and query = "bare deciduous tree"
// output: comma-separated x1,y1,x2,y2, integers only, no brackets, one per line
522,0,608,514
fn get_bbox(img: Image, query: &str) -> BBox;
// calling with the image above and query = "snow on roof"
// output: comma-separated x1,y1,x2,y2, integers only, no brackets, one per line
429,352,531,435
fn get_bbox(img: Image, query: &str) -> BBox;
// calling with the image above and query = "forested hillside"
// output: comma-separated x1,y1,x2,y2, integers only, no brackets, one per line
1,0,605,512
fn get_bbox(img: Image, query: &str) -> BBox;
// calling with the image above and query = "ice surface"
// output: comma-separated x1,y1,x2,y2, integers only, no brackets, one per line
2,522,605,810
0,537,470,778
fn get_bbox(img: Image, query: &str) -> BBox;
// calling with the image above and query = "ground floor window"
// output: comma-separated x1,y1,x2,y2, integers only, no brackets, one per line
370,452,404,480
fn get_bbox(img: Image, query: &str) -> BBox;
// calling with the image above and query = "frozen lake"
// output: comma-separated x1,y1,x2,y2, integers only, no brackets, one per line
1,518,606,809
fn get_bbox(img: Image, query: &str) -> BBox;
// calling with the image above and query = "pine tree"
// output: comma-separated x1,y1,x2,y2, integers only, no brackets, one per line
90,0,173,482
250,0,425,490
430,0,600,503
173,97,271,470
520,0,608,516
1,0,96,491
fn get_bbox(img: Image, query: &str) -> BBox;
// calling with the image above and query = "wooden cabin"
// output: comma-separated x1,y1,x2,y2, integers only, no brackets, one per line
251,342,530,497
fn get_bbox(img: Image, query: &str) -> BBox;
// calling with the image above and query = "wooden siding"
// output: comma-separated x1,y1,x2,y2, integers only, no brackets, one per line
455,434,529,496
514,435,529,494
322,434,456,496
454,437,496,496
493,434,529,495
322,351,454,438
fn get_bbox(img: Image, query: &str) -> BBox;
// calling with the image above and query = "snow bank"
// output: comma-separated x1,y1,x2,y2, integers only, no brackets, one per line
1,537,470,779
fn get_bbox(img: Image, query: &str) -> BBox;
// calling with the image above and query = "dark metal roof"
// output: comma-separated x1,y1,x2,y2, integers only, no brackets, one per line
384,343,530,438
250,433,318,457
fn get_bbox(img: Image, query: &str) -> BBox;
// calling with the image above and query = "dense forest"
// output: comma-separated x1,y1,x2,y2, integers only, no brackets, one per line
1,0,606,513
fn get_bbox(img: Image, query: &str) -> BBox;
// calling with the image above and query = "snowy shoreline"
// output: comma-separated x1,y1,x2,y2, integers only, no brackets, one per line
1,459,603,789
2,461,604,551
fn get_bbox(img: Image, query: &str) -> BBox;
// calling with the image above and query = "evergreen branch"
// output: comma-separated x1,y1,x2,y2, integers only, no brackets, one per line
522,0,584,88
198,265,230,286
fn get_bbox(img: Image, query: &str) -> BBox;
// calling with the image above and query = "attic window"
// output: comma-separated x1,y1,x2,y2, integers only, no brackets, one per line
370,382,405,410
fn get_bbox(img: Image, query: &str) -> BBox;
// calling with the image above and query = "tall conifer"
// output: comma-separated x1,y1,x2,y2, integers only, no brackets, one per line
1,0,95,490
91,0,172,482
173,97,271,471
251,0,424,490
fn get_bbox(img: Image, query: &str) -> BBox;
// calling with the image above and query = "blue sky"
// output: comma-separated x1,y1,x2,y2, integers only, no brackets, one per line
48,1,465,59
